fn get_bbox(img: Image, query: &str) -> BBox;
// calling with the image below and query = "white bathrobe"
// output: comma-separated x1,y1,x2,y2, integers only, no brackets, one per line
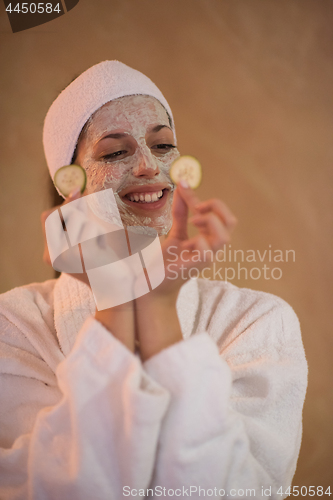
0,274,307,500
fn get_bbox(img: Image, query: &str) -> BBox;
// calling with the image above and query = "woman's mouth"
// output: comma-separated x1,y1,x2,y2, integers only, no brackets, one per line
121,186,171,211
126,189,164,203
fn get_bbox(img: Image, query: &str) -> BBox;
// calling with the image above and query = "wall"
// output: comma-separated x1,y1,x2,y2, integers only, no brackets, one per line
1,0,332,490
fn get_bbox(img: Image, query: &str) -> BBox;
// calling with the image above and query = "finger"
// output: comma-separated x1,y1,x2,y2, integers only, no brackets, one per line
189,212,231,250
40,187,81,225
176,181,202,213
40,187,82,267
58,187,82,230
41,209,54,266
63,186,82,205
194,198,237,231
168,186,189,240
41,206,59,267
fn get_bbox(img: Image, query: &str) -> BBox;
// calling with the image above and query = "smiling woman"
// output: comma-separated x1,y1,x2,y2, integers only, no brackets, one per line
0,61,307,500
73,94,179,234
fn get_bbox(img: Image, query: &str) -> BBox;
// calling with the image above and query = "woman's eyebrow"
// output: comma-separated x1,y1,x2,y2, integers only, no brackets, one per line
95,125,172,147
149,124,172,133
97,132,128,143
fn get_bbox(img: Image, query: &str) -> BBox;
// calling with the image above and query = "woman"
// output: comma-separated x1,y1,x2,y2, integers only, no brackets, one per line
0,61,307,499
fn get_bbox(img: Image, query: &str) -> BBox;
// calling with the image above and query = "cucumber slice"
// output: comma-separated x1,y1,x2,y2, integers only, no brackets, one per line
170,155,202,189
54,164,87,197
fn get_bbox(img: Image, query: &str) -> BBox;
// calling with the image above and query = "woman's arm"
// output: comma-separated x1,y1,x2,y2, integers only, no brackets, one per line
0,189,172,499
95,302,136,353
0,295,170,500
135,181,237,361
134,184,307,498
134,291,182,362
142,298,308,499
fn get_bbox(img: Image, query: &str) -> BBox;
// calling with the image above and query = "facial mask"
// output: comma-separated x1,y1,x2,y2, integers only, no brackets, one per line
77,95,179,235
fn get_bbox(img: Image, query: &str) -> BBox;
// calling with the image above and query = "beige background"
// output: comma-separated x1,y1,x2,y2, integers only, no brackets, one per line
0,0,332,492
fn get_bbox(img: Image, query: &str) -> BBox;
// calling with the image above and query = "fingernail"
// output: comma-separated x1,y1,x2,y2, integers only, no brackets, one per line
68,187,81,199
179,179,189,188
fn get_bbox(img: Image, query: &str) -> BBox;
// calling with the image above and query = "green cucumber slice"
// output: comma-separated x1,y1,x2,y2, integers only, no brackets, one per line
170,155,202,189
54,164,87,197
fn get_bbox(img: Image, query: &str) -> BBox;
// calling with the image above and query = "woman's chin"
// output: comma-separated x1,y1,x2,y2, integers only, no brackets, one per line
121,214,172,236
118,190,174,235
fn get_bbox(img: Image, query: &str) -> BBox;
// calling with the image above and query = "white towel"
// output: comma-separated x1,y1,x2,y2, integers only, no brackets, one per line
43,60,176,183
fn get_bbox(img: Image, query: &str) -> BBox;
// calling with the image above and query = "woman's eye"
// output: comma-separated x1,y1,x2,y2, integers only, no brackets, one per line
101,150,127,161
152,144,176,152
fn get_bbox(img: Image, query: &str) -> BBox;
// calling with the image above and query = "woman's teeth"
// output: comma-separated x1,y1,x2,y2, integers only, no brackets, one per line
126,190,164,203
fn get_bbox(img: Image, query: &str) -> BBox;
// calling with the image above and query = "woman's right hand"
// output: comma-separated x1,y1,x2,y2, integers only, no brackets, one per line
41,187,91,286
40,187,136,353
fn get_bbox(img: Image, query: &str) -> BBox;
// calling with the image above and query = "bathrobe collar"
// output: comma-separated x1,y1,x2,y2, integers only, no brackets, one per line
53,273,200,357
53,273,96,356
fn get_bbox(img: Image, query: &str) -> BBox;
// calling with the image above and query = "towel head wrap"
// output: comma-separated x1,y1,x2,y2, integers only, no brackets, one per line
43,60,176,181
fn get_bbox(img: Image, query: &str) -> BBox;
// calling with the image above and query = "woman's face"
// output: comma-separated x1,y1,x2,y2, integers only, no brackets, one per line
75,95,180,235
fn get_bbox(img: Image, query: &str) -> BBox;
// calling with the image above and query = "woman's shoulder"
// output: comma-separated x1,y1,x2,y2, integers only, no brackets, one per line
0,279,59,347
0,278,63,371
177,278,302,349
0,278,58,319
179,277,297,317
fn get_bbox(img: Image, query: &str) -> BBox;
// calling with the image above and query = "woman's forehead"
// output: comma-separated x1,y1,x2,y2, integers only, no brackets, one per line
86,95,170,139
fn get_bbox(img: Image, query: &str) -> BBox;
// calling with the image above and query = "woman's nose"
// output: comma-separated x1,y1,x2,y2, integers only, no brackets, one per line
132,148,160,178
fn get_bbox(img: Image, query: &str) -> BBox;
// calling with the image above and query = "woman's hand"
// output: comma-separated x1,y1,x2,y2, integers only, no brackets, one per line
41,188,136,353
155,180,237,299
135,181,237,361
41,187,91,286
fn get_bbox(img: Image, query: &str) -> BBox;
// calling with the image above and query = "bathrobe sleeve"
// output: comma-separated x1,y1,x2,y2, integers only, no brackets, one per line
143,297,308,499
0,314,170,500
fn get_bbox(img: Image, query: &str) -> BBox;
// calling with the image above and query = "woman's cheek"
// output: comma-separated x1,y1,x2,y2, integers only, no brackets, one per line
156,148,180,182
83,160,130,194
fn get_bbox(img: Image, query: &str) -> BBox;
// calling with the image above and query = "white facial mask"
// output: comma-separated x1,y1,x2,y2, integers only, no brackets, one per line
77,95,179,235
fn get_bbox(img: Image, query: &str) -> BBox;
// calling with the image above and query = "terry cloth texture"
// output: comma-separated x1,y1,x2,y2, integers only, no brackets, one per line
43,60,176,183
0,276,308,500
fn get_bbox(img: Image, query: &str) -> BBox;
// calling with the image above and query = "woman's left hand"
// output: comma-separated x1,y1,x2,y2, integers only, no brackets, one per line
135,181,237,361
155,180,238,299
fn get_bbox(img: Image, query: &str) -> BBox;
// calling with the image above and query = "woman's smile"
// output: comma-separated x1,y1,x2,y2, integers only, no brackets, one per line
119,183,172,211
